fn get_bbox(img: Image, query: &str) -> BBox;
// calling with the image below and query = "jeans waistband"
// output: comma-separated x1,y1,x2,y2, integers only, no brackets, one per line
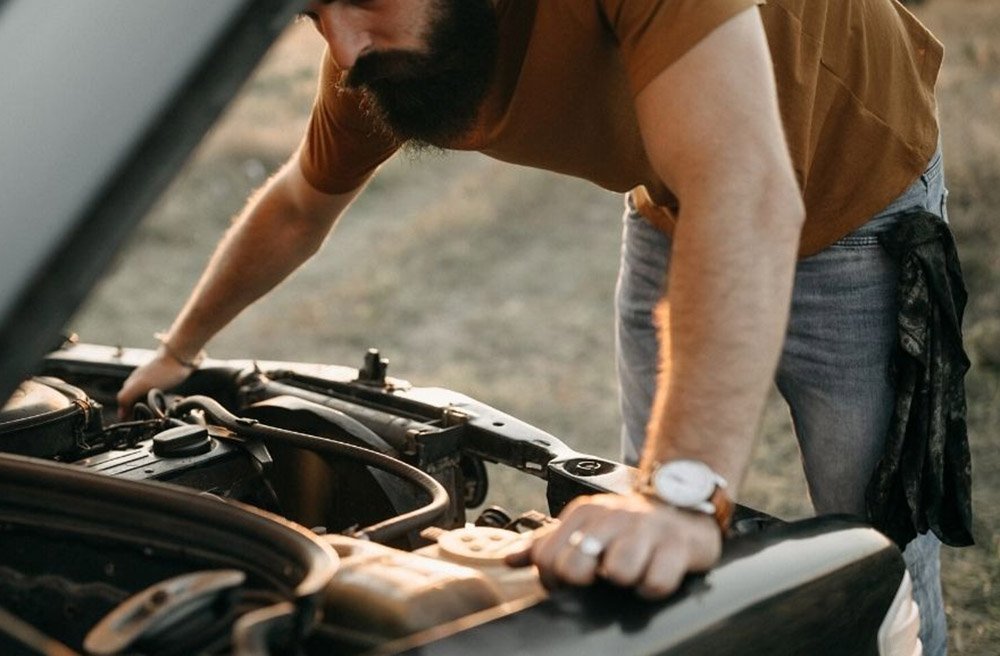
874,145,945,219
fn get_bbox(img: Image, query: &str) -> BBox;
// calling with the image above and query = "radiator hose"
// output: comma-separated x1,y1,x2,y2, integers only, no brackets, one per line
170,396,450,543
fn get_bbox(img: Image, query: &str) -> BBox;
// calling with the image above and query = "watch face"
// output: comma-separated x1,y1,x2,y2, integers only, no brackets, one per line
652,460,717,507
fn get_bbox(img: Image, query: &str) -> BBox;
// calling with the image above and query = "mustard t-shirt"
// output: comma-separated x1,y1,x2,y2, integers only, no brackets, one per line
300,0,943,257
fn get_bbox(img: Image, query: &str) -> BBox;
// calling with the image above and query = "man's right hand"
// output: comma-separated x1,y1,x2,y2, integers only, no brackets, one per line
116,351,193,418
112,157,363,419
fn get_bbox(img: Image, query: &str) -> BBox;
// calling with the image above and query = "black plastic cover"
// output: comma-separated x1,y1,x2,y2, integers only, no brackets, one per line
0,377,100,458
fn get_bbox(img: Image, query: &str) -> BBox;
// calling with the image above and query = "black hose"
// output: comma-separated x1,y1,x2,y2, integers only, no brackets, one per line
145,389,169,419
246,389,398,456
169,396,450,543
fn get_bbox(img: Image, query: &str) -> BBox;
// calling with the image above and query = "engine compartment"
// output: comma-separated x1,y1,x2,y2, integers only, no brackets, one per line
0,344,908,656
0,345,577,654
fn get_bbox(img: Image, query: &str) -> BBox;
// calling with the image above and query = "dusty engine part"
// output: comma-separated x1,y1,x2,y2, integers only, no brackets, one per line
84,569,247,656
70,424,274,505
0,455,338,655
416,526,544,603
0,377,103,458
321,528,544,642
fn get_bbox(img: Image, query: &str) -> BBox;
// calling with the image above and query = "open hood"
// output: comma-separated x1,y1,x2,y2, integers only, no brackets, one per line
0,0,303,403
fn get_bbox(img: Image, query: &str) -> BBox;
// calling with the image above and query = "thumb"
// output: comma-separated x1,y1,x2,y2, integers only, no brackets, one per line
116,379,139,419
503,522,559,568
503,534,535,568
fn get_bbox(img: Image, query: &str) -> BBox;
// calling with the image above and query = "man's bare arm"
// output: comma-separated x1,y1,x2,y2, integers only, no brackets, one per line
633,7,804,486
117,152,366,412
513,7,805,597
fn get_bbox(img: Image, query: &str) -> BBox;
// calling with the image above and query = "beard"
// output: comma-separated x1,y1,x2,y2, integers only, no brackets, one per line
343,0,499,148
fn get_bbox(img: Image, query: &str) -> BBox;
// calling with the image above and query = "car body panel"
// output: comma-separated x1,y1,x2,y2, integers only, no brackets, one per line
0,0,302,403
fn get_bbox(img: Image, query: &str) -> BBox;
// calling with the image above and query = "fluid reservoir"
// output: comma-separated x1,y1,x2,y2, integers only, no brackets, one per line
321,535,504,639
321,527,544,640
415,526,544,603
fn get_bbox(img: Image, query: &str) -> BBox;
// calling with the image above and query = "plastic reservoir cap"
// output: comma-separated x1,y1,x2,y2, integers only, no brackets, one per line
436,527,531,566
152,424,211,457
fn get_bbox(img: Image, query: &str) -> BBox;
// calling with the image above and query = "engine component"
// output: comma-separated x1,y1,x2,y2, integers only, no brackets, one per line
231,602,297,656
84,569,246,656
320,535,503,640
357,348,389,386
0,605,78,656
0,377,102,458
152,424,212,457
416,526,543,604
318,526,545,647
170,395,451,544
0,454,339,654
70,425,275,506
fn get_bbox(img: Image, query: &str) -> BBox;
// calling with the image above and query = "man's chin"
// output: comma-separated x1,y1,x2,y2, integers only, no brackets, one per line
361,88,481,147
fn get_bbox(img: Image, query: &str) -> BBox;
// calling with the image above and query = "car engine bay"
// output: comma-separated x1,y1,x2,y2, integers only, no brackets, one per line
0,343,911,656
0,343,632,654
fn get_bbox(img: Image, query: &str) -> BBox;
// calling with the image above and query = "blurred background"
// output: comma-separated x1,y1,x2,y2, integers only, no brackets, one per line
70,1,998,652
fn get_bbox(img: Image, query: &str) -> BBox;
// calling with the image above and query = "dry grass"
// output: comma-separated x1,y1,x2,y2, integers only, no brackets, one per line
72,3,999,652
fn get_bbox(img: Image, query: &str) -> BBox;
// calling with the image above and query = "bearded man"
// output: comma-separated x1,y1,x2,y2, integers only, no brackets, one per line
118,2,963,652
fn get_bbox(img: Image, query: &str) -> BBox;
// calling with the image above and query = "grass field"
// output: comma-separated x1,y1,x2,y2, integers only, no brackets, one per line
72,2,998,652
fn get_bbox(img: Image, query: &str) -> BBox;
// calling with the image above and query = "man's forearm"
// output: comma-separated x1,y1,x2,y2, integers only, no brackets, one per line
642,186,803,488
164,160,362,359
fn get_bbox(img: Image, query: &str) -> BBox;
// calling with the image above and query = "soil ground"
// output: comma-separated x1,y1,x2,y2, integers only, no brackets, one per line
73,2,998,652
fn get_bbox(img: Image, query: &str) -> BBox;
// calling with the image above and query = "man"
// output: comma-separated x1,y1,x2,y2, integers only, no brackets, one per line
118,1,950,651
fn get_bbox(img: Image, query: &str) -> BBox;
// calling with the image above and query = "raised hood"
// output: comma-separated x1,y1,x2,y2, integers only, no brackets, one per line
0,0,303,402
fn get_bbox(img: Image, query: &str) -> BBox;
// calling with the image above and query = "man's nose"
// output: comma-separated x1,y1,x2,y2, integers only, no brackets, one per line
317,11,371,70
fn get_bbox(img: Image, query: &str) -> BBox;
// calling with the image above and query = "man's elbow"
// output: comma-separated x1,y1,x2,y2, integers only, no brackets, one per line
286,208,334,261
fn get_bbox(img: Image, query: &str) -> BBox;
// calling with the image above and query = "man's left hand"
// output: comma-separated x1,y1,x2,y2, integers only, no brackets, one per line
506,493,722,599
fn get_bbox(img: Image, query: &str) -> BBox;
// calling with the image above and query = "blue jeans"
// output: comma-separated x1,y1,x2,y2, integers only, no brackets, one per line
615,150,949,655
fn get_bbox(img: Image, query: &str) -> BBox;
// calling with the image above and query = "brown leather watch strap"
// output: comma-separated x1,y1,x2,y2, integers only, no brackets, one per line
710,486,735,534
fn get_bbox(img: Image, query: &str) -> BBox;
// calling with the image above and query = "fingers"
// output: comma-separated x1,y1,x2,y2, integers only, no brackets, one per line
117,369,155,418
634,515,722,599
529,502,603,588
505,524,556,568
598,526,655,587
116,376,140,419
117,379,139,418
528,496,615,589
115,355,193,419
549,530,615,586
635,544,688,599
516,493,723,601
504,542,532,568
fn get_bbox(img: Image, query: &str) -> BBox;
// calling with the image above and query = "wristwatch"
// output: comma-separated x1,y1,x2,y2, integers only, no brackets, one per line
638,459,734,534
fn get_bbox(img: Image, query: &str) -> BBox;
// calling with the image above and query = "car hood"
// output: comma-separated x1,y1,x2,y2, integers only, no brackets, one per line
0,0,302,403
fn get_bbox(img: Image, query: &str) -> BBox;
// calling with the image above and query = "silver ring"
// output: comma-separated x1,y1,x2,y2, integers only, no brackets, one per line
567,530,604,558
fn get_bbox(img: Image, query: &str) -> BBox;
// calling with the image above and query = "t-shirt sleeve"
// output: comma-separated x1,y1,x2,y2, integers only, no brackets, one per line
298,51,400,194
599,0,766,97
